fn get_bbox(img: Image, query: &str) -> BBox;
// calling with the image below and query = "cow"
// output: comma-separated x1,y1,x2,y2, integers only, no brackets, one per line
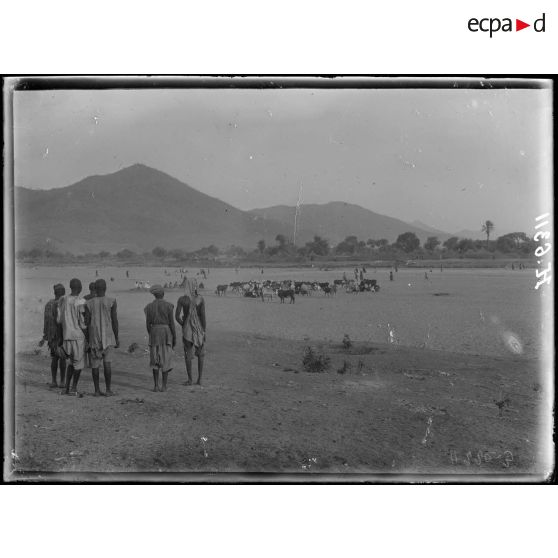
360,279,379,292
260,288,274,302
345,280,359,294
299,283,311,296
278,289,295,304
243,283,259,298
229,281,243,294
216,284,228,296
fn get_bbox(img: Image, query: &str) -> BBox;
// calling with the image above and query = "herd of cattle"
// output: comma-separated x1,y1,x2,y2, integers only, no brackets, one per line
214,278,380,303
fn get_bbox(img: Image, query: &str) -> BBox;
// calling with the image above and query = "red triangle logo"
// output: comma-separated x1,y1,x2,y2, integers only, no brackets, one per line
516,19,530,31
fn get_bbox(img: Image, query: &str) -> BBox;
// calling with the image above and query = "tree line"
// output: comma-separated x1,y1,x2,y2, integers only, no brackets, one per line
16,221,538,263
251,229,537,260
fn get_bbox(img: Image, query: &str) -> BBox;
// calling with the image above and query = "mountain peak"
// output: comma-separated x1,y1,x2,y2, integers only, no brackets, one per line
115,163,164,176
16,166,300,253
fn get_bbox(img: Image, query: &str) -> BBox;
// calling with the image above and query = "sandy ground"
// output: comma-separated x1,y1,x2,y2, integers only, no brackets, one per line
7,265,553,479
10,332,548,478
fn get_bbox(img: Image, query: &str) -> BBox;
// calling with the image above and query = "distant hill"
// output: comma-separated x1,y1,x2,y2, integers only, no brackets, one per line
410,220,450,237
15,164,315,254
249,202,452,245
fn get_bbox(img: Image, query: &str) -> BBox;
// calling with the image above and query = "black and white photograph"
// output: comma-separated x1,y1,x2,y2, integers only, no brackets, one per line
3,76,554,482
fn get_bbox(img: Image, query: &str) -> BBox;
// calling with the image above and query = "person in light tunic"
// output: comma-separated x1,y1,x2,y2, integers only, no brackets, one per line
175,278,206,386
57,278,87,395
86,279,119,396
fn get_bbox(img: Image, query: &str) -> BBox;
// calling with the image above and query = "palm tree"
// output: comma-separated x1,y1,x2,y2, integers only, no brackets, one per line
482,220,494,246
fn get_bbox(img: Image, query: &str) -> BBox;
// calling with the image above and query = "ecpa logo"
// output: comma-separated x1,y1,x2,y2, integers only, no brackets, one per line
468,13,546,37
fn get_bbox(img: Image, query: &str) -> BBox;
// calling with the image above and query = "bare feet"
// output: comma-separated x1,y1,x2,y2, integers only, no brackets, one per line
105,390,115,397
94,391,106,397
183,381,193,386
160,386,167,392
49,382,58,388
196,381,202,386
153,386,159,392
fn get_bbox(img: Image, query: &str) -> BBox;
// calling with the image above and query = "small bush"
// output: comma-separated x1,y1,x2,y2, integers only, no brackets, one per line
302,346,331,373
493,396,511,417
337,360,351,374
342,334,352,350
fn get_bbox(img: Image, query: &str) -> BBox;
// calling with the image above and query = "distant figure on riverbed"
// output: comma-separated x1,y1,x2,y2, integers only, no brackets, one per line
389,271,394,281
424,272,429,280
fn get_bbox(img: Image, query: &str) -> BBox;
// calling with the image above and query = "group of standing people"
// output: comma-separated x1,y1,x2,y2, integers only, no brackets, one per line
40,276,206,396
41,278,118,396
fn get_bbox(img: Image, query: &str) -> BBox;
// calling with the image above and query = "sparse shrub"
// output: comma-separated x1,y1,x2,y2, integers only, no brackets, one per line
302,346,331,373
494,396,511,417
337,360,351,374
342,334,352,350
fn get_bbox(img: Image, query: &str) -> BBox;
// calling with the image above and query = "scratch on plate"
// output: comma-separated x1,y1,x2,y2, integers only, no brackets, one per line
293,183,303,244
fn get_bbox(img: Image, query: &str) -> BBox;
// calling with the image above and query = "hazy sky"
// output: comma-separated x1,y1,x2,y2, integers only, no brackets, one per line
13,84,552,235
